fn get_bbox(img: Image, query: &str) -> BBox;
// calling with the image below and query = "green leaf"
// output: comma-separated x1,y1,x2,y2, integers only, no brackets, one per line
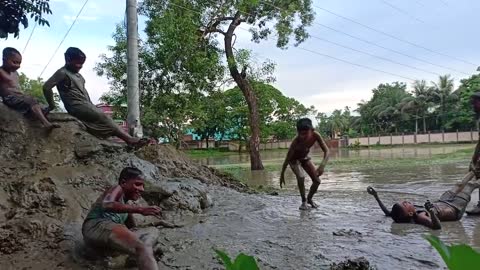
233,253,260,270
214,249,233,269
425,234,480,270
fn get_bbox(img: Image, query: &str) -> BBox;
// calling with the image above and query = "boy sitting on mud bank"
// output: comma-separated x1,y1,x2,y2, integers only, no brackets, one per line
367,172,479,230
42,47,148,148
0,47,59,129
82,167,161,270
280,118,330,210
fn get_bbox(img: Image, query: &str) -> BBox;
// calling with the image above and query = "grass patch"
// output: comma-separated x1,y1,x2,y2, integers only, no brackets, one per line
183,148,235,158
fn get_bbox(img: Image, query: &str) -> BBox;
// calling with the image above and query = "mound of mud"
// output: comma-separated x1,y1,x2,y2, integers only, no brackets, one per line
0,104,243,269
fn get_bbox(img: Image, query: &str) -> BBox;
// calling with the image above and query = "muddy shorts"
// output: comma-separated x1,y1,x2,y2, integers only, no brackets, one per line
438,191,471,220
82,219,128,251
289,157,311,179
2,94,48,115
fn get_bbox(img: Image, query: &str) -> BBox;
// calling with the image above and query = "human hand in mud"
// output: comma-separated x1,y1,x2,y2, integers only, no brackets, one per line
366,186,377,197
424,200,434,212
140,206,162,216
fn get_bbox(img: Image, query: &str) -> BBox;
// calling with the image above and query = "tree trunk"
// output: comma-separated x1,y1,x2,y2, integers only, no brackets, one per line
206,137,209,149
415,117,418,134
224,13,263,170
422,115,427,133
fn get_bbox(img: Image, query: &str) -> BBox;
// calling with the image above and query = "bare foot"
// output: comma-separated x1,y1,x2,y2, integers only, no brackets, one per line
307,200,319,208
299,202,309,210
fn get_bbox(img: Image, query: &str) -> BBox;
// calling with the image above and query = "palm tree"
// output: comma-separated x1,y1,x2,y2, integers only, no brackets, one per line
432,75,457,131
400,80,434,133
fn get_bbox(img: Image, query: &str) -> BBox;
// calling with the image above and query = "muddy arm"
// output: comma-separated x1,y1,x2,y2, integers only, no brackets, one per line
315,132,330,174
125,213,137,229
415,212,441,230
42,69,66,110
101,186,145,214
280,140,296,188
367,187,391,216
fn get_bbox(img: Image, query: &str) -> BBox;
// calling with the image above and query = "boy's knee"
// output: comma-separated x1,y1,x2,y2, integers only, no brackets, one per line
312,177,321,185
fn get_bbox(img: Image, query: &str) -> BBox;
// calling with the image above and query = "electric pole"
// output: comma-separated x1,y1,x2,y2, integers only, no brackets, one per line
126,0,142,137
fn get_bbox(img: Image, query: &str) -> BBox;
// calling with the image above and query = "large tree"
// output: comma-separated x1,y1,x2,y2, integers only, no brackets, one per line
400,80,435,133
96,19,224,147
0,0,51,38
431,75,457,131
222,82,314,143
142,0,315,170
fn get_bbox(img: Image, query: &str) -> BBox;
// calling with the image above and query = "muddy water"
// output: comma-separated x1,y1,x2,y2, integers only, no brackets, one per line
181,145,480,269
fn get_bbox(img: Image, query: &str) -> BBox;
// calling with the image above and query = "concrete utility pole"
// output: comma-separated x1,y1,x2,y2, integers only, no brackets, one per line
126,0,142,137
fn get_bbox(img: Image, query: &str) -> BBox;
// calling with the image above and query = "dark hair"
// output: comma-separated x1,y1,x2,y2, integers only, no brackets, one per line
390,203,412,223
296,118,314,131
3,47,21,59
64,47,86,61
118,167,144,184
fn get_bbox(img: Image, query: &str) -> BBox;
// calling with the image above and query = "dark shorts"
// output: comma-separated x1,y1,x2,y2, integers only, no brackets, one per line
2,94,47,115
438,191,471,220
289,157,312,179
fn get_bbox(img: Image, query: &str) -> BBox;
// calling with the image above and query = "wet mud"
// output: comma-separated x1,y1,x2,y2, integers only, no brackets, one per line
0,104,478,270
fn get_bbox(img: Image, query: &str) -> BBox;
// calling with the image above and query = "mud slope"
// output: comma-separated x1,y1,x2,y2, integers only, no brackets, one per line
0,104,244,269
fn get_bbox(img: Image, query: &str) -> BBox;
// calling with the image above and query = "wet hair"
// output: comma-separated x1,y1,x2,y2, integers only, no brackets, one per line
118,167,144,184
390,203,412,223
64,47,86,62
296,118,314,132
3,47,21,59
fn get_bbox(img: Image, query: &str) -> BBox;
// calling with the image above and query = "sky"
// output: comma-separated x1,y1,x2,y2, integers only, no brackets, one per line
3,0,480,114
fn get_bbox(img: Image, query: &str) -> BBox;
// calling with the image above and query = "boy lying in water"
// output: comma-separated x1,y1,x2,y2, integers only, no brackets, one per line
367,172,478,230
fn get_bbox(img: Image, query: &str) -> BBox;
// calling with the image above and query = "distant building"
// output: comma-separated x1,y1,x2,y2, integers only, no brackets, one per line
96,103,128,133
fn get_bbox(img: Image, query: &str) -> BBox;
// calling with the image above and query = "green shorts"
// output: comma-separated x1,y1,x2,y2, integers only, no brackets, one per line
82,219,130,252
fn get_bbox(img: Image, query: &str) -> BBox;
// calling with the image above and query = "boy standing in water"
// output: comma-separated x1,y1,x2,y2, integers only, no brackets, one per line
280,118,330,210
43,47,148,147
0,47,59,129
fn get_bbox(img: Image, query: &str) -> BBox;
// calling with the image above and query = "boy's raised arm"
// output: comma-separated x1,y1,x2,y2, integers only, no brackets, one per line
43,69,65,110
367,186,391,216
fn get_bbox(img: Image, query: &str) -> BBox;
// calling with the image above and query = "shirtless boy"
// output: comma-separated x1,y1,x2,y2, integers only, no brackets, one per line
280,118,330,210
0,47,58,129
367,172,479,230
43,47,148,147
82,167,161,270
466,91,480,215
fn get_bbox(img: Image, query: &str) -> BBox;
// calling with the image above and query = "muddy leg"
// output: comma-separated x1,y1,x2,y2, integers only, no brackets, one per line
109,226,158,270
290,163,307,210
303,160,321,208
31,104,59,129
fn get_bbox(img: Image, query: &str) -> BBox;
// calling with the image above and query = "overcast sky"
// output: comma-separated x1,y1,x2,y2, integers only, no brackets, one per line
3,0,479,114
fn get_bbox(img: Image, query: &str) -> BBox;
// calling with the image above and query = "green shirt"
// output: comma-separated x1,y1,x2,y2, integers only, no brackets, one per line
85,195,129,224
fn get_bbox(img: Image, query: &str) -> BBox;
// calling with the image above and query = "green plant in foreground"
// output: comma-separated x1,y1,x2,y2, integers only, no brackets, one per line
425,234,480,270
214,249,260,270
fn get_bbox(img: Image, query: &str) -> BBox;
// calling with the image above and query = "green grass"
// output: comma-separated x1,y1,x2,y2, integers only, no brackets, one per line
183,148,236,158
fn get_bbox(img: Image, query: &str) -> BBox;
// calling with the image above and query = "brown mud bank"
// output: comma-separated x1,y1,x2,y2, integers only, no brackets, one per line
0,104,247,269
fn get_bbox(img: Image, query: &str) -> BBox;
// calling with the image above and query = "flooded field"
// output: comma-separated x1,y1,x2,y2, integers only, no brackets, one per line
178,144,480,269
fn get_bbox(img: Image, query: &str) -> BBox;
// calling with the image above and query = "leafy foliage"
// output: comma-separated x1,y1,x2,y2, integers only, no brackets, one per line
0,0,51,38
425,234,480,270
214,249,260,270
19,73,60,108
